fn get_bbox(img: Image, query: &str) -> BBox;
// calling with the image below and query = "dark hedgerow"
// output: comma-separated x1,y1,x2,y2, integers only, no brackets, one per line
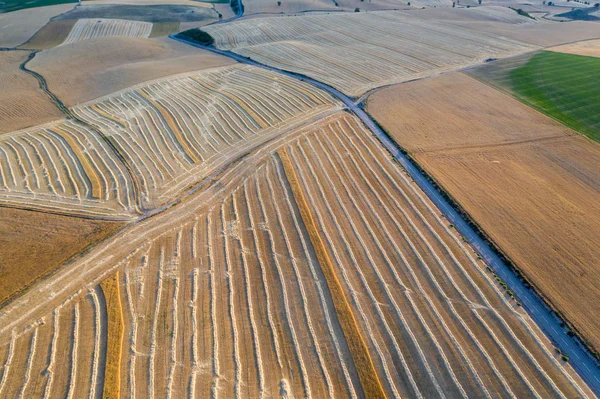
176,28,214,46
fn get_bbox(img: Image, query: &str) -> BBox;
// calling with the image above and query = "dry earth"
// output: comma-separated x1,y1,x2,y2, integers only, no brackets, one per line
28,36,235,105
367,72,600,352
549,39,600,57
0,51,63,134
0,111,593,398
19,20,78,50
0,4,75,48
0,207,122,305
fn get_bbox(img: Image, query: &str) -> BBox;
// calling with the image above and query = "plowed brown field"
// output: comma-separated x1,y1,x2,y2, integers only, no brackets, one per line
367,72,600,352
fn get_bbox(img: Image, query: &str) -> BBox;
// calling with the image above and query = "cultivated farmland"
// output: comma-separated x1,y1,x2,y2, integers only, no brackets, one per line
367,72,600,354
0,51,63,134
61,18,153,45
468,50,600,142
0,4,75,47
0,111,592,399
204,11,535,96
550,39,600,58
71,64,339,208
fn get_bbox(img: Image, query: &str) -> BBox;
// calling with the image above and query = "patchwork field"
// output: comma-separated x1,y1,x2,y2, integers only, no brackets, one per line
0,4,75,47
0,111,593,399
468,50,600,142
28,36,236,105
60,18,153,45
0,51,63,134
367,72,600,353
204,11,535,96
54,3,218,23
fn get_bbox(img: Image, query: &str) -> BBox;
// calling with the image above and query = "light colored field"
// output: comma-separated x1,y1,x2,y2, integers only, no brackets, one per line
0,118,139,218
19,20,78,49
0,4,75,48
0,110,593,398
61,18,153,45
82,0,213,6
71,64,340,208
28,36,235,105
101,272,124,399
0,207,121,305
549,39,600,57
367,72,600,353
0,51,63,134
204,11,535,96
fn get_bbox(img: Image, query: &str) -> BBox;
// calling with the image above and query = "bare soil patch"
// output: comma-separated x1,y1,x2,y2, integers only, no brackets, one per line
149,21,181,37
0,51,63,134
549,38,600,57
368,72,600,351
28,36,235,105
0,4,74,47
0,207,122,306
19,19,77,49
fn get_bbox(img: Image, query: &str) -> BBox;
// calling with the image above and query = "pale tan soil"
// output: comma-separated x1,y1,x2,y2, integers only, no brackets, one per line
149,21,180,37
28,36,235,105
549,39,600,57
368,72,600,352
0,4,75,48
19,20,78,50
0,51,63,134
0,110,593,397
0,207,122,305
405,5,539,23
81,0,213,7
444,19,600,46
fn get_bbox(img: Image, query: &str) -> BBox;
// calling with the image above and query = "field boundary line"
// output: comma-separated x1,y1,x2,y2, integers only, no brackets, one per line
277,148,386,399
100,271,125,399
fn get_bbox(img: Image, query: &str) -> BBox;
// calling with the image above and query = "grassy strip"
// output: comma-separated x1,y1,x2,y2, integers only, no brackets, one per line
0,0,76,13
101,271,125,399
278,149,387,399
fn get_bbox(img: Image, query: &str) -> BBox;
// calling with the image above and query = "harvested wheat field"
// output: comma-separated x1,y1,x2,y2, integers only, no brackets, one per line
28,36,235,105
0,207,122,305
0,118,139,219
549,39,600,57
0,51,63,134
367,72,600,353
70,64,340,208
60,18,153,45
204,11,535,97
0,110,594,399
0,4,75,47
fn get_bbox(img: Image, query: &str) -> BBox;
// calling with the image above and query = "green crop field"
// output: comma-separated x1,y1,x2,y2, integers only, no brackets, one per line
0,0,76,13
468,51,600,143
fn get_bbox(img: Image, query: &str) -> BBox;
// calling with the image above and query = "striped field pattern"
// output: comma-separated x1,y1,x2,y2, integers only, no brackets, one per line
204,11,536,96
61,18,152,45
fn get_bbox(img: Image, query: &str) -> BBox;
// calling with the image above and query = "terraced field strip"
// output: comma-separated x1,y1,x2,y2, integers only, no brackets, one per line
101,272,124,399
0,119,135,219
278,148,385,399
204,11,536,96
61,18,152,45
72,64,339,208
468,50,600,142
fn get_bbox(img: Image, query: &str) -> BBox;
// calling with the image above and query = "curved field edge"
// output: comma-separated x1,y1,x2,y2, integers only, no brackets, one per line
364,112,600,364
100,271,124,399
277,148,386,399
468,51,600,143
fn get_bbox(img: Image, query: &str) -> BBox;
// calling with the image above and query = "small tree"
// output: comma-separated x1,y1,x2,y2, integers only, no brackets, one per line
354,6,360,11
277,1,281,5
407,1,411,5
452,1,456,6
478,0,482,4
595,3,600,7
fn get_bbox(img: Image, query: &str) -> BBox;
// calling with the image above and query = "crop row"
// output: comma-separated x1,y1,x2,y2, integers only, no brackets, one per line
204,12,536,96
62,18,153,46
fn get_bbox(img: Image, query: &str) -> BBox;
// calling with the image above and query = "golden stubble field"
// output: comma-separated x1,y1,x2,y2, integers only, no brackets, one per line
0,111,592,399
367,72,600,352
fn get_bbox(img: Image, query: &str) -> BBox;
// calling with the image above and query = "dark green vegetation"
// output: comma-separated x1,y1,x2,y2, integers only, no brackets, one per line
557,7,600,21
469,51,600,142
177,28,214,45
509,6,535,19
0,0,75,13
